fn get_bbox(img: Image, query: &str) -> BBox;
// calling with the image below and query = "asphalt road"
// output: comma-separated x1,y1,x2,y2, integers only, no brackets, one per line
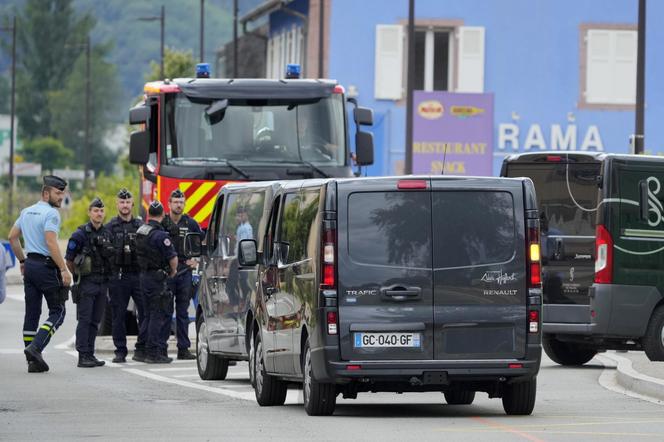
1,284,663,442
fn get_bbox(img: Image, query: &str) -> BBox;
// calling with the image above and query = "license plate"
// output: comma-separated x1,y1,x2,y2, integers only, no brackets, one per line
354,332,421,348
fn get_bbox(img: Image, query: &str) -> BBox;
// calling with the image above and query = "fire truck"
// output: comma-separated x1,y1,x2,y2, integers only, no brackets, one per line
128,64,374,227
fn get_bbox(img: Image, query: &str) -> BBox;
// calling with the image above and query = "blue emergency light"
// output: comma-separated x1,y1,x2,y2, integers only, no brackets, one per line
285,63,301,79
196,63,211,78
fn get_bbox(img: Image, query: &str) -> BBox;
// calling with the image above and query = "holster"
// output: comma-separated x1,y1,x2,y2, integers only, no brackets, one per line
71,284,81,304
58,286,70,304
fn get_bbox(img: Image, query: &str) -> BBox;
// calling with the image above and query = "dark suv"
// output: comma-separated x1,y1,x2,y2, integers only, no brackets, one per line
234,176,542,416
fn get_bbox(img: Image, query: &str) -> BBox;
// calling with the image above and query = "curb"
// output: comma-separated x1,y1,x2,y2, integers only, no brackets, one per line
602,353,664,403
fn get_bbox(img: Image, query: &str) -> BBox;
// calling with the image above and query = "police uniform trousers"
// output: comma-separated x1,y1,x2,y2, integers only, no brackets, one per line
141,272,173,357
162,268,192,350
109,271,147,357
22,256,66,352
75,278,107,356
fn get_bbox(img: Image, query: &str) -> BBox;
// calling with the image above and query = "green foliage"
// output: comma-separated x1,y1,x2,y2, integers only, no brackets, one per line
61,171,140,238
20,136,74,170
145,47,197,81
12,0,95,141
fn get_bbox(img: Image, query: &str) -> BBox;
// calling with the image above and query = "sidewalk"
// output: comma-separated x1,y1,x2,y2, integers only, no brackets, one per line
601,350,664,403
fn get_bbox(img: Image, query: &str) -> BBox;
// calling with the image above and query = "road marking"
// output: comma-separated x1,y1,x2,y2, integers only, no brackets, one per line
470,416,545,442
173,374,202,378
0,349,25,354
149,367,198,372
55,335,76,350
6,294,23,301
596,354,664,406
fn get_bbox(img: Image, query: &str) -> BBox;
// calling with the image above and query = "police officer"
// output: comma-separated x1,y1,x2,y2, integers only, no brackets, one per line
137,201,178,364
107,188,147,363
162,189,201,360
65,197,115,368
8,175,72,373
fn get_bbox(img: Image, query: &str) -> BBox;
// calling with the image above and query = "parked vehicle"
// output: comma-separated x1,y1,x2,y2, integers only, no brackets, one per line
502,152,664,364
232,176,542,416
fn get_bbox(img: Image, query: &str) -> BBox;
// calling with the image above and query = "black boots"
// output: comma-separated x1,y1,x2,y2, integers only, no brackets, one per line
145,354,173,364
112,354,127,363
24,343,49,373
78,354,105,368
177,349,196,360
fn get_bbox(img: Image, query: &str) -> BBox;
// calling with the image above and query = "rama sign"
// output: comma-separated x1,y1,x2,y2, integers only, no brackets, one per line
412,91,494,175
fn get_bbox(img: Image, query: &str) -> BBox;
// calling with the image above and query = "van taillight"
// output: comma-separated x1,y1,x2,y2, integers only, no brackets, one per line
397,179,427,190
527,225,542,288
595,224,613,284
327,311,338,335
321,228,336,289
528,310,539,333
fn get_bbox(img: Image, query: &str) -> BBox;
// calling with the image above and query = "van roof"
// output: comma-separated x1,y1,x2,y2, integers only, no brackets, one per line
502,151,606,164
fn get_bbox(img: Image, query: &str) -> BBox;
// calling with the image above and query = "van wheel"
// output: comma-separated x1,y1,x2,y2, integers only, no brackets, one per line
502,377,537,415
543,335,597,366
248,330,256,388
254,333,287,406
196,316,228,380
444,390,475,405
302,339,336,416
643,306,664,361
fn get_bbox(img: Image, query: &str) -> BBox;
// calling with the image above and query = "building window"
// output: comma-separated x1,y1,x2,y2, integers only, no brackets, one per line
374,23,484,100
580,25,637,108
267,25,304,79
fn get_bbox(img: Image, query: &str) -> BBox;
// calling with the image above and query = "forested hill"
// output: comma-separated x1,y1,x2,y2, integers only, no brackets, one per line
1,0,263,118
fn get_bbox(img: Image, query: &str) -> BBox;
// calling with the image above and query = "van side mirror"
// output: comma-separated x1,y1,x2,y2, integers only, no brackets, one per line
129,105,149,125
355,131,374,166
238,239,257,266
184,233,202,258
353,107,373,126
639,180,649,221
129,130,150,164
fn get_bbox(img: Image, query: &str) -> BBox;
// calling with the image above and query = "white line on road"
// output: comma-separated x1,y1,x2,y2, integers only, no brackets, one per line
6,294,23,301
173,374,202,378
149,367,198,372
0,349,25,354
55,335,76,350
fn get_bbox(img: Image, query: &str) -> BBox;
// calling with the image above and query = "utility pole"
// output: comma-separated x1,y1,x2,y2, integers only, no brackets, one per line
138,6,165,79
405,0,415,174
233,0,238,77
0,17,17,216
84,35,91,187
200,0,205,62
634,0,646,154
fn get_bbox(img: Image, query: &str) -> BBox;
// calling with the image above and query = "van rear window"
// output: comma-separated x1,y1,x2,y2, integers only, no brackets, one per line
432,191,515,268
348,192,432,268
507,164,600,236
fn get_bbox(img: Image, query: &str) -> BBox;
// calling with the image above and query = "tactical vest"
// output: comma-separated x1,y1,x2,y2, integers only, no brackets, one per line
163,214,190,257
108,217,142,270
136,224,169,272
76,224,114,278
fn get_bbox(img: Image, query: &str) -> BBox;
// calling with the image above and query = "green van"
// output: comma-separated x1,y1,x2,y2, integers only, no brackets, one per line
502,152,664,365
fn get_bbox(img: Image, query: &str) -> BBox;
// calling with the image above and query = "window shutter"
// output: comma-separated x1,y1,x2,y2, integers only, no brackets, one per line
586,29,636,104
374,24,404,100
612,30,637,104
586,30,612,103
457,26,485,93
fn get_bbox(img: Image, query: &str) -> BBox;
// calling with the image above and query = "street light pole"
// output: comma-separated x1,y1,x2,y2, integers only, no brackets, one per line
200,0,205,63
634,0,646,154
405,0,415,174
84,35,91,187
139,6,166,79
1,16,17,216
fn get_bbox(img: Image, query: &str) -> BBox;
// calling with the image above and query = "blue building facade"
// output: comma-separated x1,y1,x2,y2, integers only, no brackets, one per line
263,0,664,176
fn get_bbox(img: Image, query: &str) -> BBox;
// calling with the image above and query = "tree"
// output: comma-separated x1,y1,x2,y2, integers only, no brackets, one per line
11,0,95,140
48,42,121,175
20,136,73,170
145,47,196,82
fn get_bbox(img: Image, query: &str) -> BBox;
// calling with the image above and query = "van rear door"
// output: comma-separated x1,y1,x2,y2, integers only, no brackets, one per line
431,179,527,359
337,178,434,361
504,159,600,307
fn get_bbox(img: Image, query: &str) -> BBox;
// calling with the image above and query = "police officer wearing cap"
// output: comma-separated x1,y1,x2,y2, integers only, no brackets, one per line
137,200,178,364
107,188,147,363
65,197,115,368
162,188,202,360
8,175,72,373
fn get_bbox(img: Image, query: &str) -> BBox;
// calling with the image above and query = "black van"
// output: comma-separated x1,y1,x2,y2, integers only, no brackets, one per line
503,152,664,364
234,176,542,416
501,152,603,365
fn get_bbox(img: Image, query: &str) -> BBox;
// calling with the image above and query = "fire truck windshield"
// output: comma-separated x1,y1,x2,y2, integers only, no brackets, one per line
164,93,346,167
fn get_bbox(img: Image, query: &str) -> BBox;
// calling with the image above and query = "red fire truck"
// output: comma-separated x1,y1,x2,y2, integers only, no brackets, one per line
128,64,374,227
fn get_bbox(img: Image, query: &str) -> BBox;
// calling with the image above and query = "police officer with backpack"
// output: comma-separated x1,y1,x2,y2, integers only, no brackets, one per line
137,201,178,364
162,189,201,360
107,188,147,363
65,197,115,368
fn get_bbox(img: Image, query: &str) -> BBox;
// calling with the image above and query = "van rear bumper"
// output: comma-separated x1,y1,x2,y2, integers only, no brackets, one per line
311,344,541,385
543,284,663,338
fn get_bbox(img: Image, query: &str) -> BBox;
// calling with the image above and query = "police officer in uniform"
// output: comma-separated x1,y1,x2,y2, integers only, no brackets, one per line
107,188,147,363
162,189,201,360
137,201,178,364
8,175,72,373
65,197,115,368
